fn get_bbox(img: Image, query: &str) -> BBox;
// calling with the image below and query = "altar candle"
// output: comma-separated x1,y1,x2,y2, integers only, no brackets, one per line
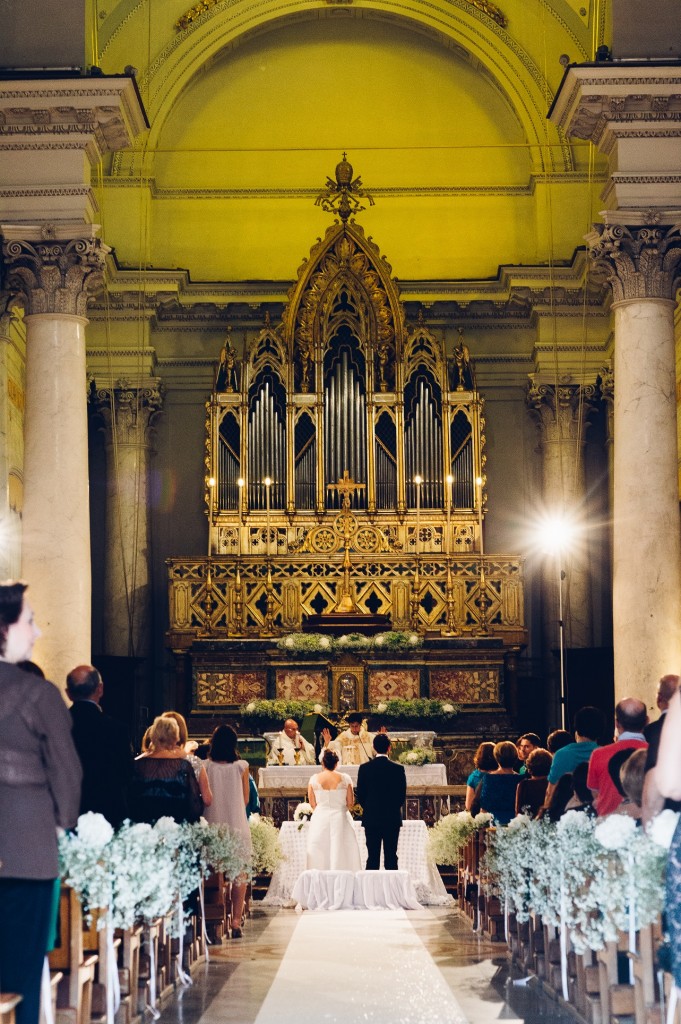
446,474,453,556
414,474,423,557
264,476,272,557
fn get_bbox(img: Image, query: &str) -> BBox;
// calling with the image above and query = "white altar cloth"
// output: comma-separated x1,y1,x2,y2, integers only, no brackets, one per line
291,869,422,911
263,820,452,907
257,763,447,788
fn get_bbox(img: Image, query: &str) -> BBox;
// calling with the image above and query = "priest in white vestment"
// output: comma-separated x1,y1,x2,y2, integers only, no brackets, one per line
267,718,316,765
320,712,376,766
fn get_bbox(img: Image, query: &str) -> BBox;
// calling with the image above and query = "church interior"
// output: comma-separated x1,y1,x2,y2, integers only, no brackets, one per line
1,0,681,764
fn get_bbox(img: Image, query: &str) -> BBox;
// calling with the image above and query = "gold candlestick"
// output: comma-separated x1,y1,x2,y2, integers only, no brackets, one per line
264,476,272,558
446,473,453,556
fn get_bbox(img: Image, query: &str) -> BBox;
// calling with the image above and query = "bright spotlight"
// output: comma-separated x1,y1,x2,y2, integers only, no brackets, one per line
537,515,578,555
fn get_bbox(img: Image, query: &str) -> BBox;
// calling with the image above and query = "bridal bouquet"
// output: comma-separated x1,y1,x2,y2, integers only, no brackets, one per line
293,802,313,830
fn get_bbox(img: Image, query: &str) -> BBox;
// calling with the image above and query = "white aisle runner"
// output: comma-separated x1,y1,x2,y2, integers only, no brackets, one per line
253,909,468,1024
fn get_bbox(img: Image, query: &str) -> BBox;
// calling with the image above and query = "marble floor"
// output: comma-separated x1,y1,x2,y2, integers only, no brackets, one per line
159,906,580,1024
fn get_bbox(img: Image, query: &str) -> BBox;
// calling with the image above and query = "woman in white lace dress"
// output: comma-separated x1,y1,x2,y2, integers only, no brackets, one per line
305,749,361,871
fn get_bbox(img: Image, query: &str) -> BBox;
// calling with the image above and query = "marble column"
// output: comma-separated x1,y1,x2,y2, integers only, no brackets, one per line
527,375,597,652
589,223,681,704
93,380,164,658
2,236,108,689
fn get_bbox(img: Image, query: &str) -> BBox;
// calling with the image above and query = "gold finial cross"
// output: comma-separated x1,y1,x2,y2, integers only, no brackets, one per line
327,470,365,510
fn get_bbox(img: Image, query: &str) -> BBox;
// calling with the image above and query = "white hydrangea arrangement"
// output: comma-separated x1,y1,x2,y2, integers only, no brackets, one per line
398,747,437,766
428,810,493,867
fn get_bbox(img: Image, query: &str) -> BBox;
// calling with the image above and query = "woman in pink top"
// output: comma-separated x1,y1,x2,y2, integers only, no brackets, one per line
204,725,253,938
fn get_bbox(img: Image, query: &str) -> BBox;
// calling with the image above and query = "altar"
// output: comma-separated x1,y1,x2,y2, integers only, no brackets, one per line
257,762,453,826
262,820,452,907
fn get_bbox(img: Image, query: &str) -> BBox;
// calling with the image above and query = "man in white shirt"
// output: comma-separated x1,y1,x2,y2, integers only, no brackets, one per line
267,718,316,765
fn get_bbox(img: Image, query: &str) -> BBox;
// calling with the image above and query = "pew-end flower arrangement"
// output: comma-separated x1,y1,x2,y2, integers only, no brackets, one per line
59,812,255,933
484,809,667,954
249,815,284,874
428,810,493,867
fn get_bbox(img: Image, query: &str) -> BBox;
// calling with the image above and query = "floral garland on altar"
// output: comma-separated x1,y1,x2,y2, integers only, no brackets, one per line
483,810,669,953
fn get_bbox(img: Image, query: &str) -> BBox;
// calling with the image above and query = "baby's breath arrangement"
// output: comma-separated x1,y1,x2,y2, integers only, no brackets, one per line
249,816,284,874
428,810,493,867
277,632,334,655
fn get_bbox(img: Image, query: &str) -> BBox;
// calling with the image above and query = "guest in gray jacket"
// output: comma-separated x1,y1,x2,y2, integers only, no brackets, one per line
0,581,82,1024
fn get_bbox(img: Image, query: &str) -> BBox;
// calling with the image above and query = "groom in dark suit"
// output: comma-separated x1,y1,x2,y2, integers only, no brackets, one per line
355,732,407,870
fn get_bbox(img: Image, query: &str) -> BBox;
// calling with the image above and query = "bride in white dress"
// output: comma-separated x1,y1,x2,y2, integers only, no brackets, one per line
306,748,362,871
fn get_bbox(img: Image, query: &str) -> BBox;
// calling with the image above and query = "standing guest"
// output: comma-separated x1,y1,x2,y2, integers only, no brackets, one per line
515,748,552,818
654,681,681,997
546,729,573,754
67,664,134,827
356,733,407,870
614,748,646,822
267,718,316,765
564,762,595,815
128,716,204,824
587,698,648,817
543,706,605,809
162,710,213,809
641,674,680,827
0,581,82,1024
204,725,252,938
516,733,541,775
465,741,497,811
479,741,521,825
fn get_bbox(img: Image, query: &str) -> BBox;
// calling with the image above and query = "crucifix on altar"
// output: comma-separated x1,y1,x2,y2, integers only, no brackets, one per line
327,471,365,613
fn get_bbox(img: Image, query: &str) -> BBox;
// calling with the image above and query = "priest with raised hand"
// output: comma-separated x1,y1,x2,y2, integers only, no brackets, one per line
267,718,316,765
321,712,377,766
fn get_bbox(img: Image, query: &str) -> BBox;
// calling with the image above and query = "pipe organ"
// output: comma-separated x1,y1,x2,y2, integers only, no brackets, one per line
169,160,525,693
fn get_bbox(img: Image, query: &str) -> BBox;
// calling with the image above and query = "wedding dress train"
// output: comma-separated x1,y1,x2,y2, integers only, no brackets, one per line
305,775,362,871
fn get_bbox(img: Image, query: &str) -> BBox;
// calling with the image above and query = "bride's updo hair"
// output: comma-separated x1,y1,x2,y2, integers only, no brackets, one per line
322,749,339,770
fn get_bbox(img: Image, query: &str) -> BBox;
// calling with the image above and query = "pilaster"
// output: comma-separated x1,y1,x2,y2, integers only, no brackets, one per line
92,378,164,658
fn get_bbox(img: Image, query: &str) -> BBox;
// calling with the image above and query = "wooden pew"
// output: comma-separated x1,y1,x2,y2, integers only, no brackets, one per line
48,887,97,1024
0,995,22,1024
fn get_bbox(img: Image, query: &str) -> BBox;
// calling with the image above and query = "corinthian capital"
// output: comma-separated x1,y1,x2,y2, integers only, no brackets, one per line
93,378,165,445
2,237,109,317
526,374,598,443
587,223,681,304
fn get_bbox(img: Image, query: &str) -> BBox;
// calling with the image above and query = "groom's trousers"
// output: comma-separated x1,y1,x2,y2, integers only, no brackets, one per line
364,823,401,870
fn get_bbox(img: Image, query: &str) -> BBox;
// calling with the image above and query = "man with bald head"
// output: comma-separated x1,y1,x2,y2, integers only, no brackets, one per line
587,697,648,817
266,718,316,765
67,664,133,826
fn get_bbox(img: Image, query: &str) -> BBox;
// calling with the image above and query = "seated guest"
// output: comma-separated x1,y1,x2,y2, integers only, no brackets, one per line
67,664,134,827
587,698,648,816
542,772,575,822
128,716,204,824
320,712,376,765
465,742,497,811
515,748,552,818
544,705,605,810
162,710,212,807
517,733,541,775
547,729,573,754
564,762,595,815
479,741,521,825
267,718,316,765
614,747,647,822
